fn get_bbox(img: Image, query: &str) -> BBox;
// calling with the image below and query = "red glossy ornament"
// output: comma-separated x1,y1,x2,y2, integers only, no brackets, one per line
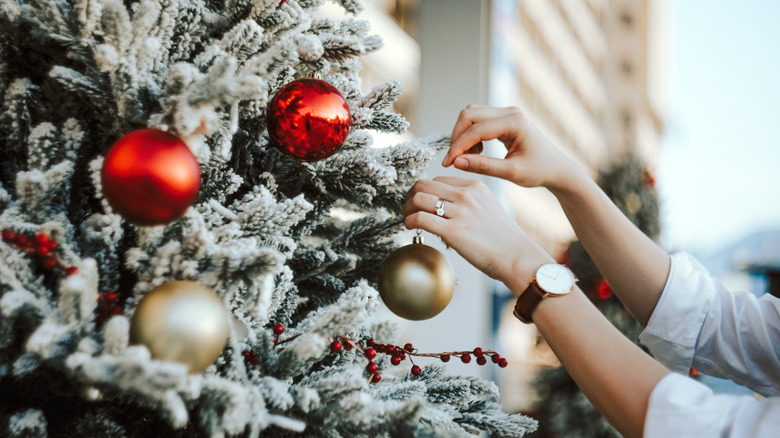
266,78,351,162
101,129,200,226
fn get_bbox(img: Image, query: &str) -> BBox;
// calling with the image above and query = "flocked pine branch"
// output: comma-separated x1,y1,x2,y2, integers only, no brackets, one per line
0,0,536,436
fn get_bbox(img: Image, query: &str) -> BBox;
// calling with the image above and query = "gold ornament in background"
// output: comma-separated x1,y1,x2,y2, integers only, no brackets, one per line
625,192,642,214
130,281,229,373
378,233,455,320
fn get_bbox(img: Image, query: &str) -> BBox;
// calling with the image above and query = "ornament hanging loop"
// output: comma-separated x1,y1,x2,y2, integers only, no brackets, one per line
414,229,423,244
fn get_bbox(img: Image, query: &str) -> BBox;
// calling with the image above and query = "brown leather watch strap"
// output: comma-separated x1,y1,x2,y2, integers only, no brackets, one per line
513,280,546,324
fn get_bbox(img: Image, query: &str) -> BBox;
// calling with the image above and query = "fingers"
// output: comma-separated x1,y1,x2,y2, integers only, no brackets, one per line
448,104,488,145
430,175,473,187
404,211,449,237
444,106,525,167
404,192,461,220
465,142,484,156
449,105,516,145
402,191,439,217
404,177,484,217
407,179,462,203
453,154,518,181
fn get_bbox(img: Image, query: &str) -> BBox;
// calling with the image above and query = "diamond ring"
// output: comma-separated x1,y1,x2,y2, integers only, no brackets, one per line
435,199,446,217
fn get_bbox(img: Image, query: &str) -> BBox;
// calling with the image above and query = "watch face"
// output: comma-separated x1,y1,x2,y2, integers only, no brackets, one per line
536,264,576,295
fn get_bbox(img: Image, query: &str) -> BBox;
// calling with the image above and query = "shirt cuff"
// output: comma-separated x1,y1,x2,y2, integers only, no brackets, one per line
645,373,779,438
639,252,716,374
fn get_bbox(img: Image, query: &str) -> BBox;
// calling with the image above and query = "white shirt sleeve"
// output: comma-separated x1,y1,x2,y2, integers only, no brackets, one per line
645,373,780,438
639,252,780,397
639,252,715,374
639,252,780,437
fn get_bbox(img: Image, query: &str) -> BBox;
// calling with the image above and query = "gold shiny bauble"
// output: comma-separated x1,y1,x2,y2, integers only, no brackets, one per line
130,281,229,373
378,240,455,320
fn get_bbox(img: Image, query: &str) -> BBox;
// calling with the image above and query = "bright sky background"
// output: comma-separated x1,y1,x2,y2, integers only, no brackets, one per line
657,1,780,255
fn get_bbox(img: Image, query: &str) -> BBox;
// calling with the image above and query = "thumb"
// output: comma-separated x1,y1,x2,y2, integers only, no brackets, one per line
453,154,516,181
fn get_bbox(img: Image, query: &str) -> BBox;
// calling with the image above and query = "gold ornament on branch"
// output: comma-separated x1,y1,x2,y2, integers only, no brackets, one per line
378,232,455,320
130,281,229,373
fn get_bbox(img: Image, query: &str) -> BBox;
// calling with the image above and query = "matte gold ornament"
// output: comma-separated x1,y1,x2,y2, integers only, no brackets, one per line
130,281,229,373
378,233,455,320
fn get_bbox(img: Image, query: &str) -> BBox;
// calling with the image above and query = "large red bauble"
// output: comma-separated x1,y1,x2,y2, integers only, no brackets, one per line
100,129,201,226
266,78,351,161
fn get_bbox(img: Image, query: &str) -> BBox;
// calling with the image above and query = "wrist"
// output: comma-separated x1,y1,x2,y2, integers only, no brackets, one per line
547,160,592,201
505,251,555,298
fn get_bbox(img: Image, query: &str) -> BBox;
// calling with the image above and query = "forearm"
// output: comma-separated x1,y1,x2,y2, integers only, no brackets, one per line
533,287,669,438
549,170,671,326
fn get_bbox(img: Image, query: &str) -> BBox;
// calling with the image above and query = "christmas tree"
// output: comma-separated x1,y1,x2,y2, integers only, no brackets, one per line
527,154,661,438
0,0,536,436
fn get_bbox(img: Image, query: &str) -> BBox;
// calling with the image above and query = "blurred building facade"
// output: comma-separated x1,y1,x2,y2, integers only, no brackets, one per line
328,0,668,412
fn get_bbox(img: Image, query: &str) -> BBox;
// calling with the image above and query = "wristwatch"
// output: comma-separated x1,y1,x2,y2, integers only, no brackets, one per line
513,263,577,324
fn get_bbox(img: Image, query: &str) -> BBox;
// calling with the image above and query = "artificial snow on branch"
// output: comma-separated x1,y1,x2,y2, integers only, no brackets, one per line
0,0,536,435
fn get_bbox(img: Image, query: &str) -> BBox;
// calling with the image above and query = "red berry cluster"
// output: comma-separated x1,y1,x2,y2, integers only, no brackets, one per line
465,347,509,368
331,336,508,383
2,228,78,275
242,349,260,366
95,290,123,327
242,323,288,367
338,338,384,383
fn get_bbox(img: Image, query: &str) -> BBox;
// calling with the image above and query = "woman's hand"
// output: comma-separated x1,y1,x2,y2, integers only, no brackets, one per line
442,105,584,193
403,176,554,295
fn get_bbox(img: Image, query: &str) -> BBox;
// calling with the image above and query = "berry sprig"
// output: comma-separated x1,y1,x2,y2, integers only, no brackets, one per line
2,228,78,275
95,290,123,328
333,336,508,383
241,325,509,382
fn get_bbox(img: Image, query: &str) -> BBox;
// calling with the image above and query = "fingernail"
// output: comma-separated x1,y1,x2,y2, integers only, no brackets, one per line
441,153,450,166
454,157,468,169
